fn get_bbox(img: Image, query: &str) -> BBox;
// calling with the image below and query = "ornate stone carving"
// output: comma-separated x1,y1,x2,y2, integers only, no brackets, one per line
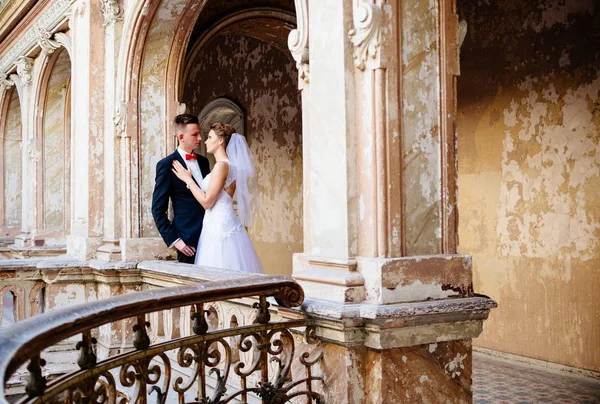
34,24,60,55
288,0,309,86
114,102,126,135
101,0,123,27
0,0,70,74
15,57,34,86
349,2,383,70
0,75,14,90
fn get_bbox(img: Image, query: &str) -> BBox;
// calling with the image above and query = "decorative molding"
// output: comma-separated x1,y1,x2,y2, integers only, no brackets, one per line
101,0,122,27
0,0,71,75
288,0,309,86
53,32,72,59
114,102,126,135
34,24,60,55
0,75,13,90
15,56,34,86
348,2,383,70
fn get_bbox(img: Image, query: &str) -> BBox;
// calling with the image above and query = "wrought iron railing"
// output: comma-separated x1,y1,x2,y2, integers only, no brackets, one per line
0,275,323,404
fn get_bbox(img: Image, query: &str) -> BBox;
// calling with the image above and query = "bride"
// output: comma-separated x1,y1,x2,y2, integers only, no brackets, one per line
171,123,264,274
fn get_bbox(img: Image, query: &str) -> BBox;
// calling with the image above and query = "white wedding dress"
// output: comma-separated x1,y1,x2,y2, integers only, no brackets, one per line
194,159,264,274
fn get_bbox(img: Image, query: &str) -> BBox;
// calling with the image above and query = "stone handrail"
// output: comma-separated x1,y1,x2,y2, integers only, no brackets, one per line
0,272,323,403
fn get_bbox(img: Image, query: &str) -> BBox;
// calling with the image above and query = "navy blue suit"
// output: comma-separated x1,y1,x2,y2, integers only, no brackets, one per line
152,150,210,263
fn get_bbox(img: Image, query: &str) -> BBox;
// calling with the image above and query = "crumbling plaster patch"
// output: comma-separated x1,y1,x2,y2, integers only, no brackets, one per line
457,0,600,371
498,75,600,262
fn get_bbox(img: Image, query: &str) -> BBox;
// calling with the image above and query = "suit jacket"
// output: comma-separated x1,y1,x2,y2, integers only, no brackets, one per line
152,150,211,248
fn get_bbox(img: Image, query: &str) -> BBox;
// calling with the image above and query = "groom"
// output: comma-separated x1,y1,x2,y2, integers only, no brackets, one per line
152,114,210,263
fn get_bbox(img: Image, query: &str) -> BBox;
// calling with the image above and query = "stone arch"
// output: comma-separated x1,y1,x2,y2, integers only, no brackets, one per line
117,1,305,275
28,281,46,317
0,284,25,324
0,85,22,236
34,47,72,243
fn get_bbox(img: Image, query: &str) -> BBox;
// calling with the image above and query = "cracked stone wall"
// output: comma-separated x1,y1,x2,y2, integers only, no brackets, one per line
183,35,302,276
457,0,599,371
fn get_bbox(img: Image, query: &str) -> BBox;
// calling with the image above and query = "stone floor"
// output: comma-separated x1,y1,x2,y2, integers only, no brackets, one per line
473,351,600,403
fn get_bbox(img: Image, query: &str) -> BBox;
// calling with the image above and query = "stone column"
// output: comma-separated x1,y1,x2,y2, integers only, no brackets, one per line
0,76,17,254
292,0,366,303
10,56,38,250
95,0,124,262
290,0,495,402
66,0,106,259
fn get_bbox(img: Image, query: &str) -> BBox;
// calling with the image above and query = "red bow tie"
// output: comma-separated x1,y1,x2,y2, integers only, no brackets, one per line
185,153,196,160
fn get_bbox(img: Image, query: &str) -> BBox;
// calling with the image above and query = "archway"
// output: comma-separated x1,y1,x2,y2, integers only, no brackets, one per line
0,87,22,237
127,0,302,275
35,48,71,245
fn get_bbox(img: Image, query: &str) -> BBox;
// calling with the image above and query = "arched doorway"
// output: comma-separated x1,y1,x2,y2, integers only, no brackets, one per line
129,0,302,275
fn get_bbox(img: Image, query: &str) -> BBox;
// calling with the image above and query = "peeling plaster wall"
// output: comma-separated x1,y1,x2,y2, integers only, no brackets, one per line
183,35,302,276
139,0,187,238
43,49,70,231
3,88,22,230
457,0,600,371
402,0,442,255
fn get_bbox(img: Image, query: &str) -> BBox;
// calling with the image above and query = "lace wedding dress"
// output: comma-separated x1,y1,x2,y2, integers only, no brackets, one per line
194,159,264,274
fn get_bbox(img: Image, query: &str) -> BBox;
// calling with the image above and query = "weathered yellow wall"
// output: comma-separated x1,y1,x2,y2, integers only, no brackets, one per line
457,0,599,371
183,35,302,276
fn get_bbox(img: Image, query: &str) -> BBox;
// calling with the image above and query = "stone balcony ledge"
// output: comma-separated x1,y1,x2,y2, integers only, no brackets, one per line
298,295,497,349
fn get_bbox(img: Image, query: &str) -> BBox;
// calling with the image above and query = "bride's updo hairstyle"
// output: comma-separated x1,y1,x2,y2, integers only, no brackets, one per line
210,123,235,148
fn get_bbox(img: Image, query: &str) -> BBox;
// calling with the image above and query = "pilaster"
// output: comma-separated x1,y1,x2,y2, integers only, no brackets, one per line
96,0,124,262
67,0,106,259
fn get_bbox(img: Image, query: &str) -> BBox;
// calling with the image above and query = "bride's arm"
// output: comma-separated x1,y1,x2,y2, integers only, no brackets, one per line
172,160,228,209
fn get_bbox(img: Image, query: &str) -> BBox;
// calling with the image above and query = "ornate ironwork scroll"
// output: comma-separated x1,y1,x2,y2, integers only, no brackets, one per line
0,276,324,403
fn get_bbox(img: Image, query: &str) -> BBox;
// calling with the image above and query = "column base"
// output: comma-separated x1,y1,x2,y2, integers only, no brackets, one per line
119,237,175,261
285,296,496,403
358,255,473,304
293,253,366,303
293,254,473,304
66,236,104,259
96,240,122,261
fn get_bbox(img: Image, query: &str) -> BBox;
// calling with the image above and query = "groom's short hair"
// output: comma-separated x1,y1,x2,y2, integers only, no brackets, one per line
174,114,199,133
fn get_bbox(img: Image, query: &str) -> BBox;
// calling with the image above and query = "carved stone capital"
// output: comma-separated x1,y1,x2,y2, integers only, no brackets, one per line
101,0,122,27
0,75,14,90
15,56,34,86
288,0,309,87
34,24,60,55
349,2,383,70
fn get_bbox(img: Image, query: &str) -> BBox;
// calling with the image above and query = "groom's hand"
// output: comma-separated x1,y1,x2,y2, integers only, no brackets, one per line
174,239,196,257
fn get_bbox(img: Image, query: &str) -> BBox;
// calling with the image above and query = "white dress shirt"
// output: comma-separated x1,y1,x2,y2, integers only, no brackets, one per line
177,147,203,185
